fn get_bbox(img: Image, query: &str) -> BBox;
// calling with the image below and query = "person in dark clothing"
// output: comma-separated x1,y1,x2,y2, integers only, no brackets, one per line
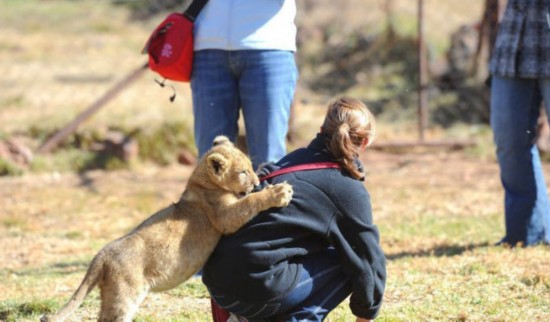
202,97,386,322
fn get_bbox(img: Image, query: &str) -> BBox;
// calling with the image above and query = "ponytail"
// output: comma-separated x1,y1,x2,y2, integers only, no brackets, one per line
321,97,376,179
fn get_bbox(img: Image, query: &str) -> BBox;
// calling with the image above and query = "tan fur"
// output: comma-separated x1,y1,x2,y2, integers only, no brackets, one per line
40,136,293,322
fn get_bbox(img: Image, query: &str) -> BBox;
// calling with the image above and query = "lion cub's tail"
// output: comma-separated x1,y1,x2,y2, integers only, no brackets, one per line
40,253,105,322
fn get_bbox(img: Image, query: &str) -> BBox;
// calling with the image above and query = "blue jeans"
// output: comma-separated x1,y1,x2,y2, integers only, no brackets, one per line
209,248,352,322
490,75,550,246
191,49,298,169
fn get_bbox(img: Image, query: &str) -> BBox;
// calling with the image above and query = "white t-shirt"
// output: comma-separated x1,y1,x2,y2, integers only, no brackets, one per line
193,0,297,52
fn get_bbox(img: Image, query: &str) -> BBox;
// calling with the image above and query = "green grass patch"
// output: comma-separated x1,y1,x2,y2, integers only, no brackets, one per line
1,216,27,230
136,121,196,165
29,148,96,174
21,120,195,175
380,212,501,247
0,299,58,322
167,278,210,299
0,158,23,176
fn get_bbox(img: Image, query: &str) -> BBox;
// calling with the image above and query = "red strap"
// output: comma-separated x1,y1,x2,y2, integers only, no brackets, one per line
210,298,231,322
259,162,341,182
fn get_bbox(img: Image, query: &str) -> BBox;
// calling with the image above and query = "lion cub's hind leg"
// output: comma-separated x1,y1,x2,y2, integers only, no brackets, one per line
97,269,149,322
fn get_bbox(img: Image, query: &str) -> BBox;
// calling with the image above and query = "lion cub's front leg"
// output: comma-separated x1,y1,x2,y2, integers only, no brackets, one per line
216,182,293,234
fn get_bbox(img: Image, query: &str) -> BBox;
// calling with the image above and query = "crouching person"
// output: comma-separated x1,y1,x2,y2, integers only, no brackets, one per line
203,97,386,322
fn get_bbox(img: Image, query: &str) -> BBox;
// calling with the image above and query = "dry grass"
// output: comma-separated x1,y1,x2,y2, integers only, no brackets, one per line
1,1,549,321
2,146,550,321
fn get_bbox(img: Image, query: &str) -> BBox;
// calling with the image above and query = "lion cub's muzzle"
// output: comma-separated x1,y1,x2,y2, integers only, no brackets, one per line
238,184,257,198
237,174,260,198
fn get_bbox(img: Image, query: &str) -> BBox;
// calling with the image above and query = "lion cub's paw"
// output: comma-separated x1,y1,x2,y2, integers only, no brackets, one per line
266,182,293,208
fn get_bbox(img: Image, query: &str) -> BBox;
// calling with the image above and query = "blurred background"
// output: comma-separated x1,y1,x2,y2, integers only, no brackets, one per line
3,2,550,321
0,0,502,174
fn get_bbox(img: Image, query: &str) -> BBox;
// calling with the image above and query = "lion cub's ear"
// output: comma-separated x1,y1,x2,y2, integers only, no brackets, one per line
212,135,233,147
207,152,230,180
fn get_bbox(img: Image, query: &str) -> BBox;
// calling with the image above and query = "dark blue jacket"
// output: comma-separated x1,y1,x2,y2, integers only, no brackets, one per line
202,133,386,319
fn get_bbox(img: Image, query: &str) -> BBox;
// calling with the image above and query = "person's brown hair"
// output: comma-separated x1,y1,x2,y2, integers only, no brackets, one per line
320,97,376,179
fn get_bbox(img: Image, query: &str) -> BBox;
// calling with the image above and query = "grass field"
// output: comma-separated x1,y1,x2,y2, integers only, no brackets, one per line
1,1,549,321
2,148,550,321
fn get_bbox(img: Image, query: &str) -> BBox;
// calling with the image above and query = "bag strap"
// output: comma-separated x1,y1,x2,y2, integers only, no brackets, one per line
259,162,341,182
183,0,209,22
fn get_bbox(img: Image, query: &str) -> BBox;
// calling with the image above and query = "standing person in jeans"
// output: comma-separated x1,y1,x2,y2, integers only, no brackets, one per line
190,0,298,169
203,97,386,322
490,0,550,246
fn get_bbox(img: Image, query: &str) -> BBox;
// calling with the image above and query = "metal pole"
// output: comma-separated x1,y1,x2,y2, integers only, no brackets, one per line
417,0,428,141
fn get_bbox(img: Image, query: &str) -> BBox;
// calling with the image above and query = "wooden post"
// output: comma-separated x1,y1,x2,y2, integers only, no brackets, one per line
370,0,479,151
417,0,428,142
37,62,149,154
384,0,395,39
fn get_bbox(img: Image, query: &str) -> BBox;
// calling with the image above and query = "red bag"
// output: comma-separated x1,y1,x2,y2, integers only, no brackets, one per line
142,0,208,82
142,13,195,82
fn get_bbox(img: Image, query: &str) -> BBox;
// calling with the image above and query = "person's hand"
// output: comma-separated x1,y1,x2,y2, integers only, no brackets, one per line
355,317,372,322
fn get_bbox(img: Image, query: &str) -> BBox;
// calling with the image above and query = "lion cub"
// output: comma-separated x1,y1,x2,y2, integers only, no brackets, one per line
41,136,293,322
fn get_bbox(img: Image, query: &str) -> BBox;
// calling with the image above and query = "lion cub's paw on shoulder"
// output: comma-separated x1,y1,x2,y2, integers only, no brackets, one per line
265,182,293,208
